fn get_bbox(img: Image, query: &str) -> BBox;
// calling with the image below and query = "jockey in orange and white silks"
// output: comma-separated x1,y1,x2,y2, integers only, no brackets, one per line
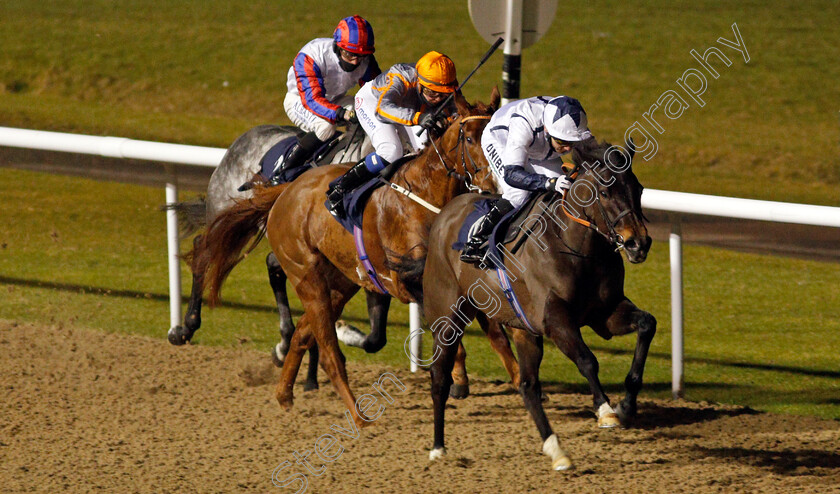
460,96,593,264
274,15,381,183
326,51,458,218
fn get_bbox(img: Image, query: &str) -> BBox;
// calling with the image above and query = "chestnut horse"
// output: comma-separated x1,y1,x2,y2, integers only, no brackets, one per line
423,139,656,470
204,90,522,426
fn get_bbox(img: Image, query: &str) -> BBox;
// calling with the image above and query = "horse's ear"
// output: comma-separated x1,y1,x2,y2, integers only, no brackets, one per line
625,137,636,160
489,86,501,111
454,91,471,116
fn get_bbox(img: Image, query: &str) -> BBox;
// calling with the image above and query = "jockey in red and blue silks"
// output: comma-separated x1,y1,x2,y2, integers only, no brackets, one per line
460,96,594,264
274,15,381,183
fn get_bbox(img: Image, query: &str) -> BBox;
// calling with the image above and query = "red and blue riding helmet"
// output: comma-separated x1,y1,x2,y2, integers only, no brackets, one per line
333,15,375,55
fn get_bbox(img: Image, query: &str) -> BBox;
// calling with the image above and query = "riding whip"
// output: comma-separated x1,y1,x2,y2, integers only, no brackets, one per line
416,36,504,136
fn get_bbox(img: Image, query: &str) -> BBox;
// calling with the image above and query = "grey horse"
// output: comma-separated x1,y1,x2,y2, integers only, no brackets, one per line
166,123,380,390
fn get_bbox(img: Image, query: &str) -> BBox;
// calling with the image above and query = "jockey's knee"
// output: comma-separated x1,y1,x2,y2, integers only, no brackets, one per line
373,141,401,164
502,189,530,209
311,120,337,142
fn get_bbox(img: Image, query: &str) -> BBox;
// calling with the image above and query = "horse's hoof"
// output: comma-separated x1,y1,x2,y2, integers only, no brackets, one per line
167,326,191,346
429,447,447,461
551,455,573,471
184,314,201,333
303,381,319,392
276,391,294,410
615,401,636,427
597,402,620,428
335,321,367,348
270,343,285,367
542,434,573,471
449,383,469,399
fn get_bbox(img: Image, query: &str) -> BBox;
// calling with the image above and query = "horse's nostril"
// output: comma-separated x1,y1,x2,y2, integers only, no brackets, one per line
625,237,639,251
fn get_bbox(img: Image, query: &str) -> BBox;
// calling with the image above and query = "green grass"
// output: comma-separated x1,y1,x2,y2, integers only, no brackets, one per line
1,0,839,203
1,1,839,419
1,168,839,419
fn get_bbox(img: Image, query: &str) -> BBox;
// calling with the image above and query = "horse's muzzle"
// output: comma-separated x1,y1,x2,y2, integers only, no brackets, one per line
623,235,652,263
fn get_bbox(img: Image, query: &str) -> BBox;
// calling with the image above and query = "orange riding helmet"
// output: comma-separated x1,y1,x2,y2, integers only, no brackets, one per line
416,51,458,93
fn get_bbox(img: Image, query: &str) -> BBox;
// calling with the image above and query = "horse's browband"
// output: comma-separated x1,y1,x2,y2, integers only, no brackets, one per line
459,115,491,125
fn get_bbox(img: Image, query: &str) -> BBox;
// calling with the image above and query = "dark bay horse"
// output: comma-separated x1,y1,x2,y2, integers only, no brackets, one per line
203,90,524,427
423,139,656,470
166,123,371,390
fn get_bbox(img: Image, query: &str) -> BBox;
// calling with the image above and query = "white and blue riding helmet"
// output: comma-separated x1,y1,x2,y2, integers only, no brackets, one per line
542,96,592,142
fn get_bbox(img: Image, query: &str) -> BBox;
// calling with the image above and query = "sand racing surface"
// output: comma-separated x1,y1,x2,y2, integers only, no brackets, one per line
2,320,839,493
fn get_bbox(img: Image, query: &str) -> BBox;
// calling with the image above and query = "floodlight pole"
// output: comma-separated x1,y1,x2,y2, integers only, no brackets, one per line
501,0,523,105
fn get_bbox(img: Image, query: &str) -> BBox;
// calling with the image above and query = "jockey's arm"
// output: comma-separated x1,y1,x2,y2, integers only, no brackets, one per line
374,70,421,126
293,52,341,123
500,119,554,192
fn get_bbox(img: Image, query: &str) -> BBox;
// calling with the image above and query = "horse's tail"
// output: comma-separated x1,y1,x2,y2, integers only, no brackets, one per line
204,184,287,307
384,244,427,304
160,197,207,236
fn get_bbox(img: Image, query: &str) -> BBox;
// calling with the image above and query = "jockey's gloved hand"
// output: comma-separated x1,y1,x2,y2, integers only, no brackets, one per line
546,176,571,194
417,112,439,131
336,107,357,124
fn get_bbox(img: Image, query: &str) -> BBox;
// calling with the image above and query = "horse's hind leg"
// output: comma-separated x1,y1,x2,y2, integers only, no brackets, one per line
476,312,520,390
169,234,207,345
274,313,315,410
511,329,572,471
266,251,320,392
594,298,657,425
428,314,468,460
450,342,470,399
296,264,368,427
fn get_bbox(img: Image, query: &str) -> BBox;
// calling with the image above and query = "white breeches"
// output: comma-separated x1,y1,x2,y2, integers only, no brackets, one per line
283,92,354,141
354,84,428,163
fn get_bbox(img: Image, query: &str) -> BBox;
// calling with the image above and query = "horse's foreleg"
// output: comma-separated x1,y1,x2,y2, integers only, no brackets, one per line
476,312,520,390
362,290,391,353
511,329,572,471
168,234,207,345
546,298,617,428
597,298,657,425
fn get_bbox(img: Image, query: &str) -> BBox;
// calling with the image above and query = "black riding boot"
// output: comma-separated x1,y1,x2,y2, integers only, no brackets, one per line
269,132,324,186
326,160,376,218
460,199,515,264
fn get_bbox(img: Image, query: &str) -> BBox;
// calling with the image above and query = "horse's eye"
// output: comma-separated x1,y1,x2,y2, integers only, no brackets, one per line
600,190,609,198
466,137,473,143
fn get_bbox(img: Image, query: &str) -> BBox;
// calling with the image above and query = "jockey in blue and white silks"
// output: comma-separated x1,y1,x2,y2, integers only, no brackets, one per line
325,51,459,218
460,96,593,264
275,16,381,183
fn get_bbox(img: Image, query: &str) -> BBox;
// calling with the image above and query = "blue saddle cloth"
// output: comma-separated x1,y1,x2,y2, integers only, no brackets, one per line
452,194,542,269
259,135,343,185
325,176,385,234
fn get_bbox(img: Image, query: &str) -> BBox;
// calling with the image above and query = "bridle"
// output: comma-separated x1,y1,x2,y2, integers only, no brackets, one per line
558,165,642,251
427,114,492,194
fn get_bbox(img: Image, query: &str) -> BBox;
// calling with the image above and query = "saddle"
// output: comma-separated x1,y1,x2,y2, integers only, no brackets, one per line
257,132,343,185
453,192,558,265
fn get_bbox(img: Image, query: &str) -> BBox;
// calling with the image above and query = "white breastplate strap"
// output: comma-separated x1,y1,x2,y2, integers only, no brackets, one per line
384,181,441,214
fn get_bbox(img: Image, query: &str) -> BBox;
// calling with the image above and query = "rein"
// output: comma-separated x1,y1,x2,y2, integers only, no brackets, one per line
386,114,492,214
